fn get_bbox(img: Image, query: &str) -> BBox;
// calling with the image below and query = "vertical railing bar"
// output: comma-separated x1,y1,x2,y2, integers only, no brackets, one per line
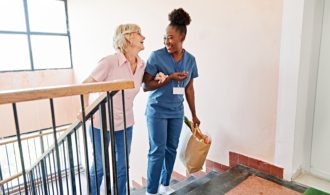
79,94,91,194
36,164,42,195
33,139,38,162
6,182,10,194
67,134,77,195
37,154,43,194
121,90,130,195
51,150,59,194
12,143,22,195
47,153,55,195
38,163,46,195
74,129,82,195
107,92,118,195
27,139,32,167
5,145,14,192
12,103,28,195
49,98,64,195
30,169,36,195
32,139,42,195
34,166,41,194
99,102,112,195
90,115,99,195
40,132,50,195
62,142,69,195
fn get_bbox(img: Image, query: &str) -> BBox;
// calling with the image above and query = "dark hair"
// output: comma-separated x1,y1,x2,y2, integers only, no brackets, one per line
168,8,191,36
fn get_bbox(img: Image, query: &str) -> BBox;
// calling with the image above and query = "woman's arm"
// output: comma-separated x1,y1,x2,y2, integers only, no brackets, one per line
143,72,188,92
185,79,200,127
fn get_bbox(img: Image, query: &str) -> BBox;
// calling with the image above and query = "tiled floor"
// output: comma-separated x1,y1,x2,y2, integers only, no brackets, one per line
294,173,330,194
226,175,302,195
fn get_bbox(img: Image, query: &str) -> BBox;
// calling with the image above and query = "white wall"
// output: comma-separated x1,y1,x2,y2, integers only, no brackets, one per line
68,0,283,181
275,0,324,180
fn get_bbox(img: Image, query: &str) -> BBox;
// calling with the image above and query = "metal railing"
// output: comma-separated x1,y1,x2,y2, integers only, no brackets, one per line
0,126,71,194
0,80,134,195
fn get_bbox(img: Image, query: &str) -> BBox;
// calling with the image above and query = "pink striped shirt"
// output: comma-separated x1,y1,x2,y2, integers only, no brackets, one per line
90,52,145,131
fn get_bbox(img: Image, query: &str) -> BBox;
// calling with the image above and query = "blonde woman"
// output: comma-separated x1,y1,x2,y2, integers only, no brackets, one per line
81,24,145,195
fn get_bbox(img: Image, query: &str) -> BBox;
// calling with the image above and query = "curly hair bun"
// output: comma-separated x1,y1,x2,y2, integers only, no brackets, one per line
168,8,191,26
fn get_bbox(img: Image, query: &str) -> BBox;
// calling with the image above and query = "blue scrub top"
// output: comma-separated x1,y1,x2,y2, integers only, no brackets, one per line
145,47,199,118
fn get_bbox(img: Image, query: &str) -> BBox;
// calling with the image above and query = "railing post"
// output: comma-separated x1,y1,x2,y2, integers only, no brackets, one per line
29,171,37,195
40,159,48,195
62,142,69,195
50,98,63,194
122,90,130,195
90,116,99,195
67,134,77,195
80,94,91,194
100,102,112,195
12,143,22,195
12,103,28,195
107,92,118,195
74,129,82,195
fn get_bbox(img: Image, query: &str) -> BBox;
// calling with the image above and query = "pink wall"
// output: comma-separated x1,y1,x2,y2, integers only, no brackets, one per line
0,69,80,137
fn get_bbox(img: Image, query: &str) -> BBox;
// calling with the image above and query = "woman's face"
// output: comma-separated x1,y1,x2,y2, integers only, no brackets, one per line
130,31,145,52
164,25,184,54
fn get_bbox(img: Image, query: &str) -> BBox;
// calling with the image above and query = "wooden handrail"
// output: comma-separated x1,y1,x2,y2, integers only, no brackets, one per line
0,173,23,186
0,80,134,104
0,126,68,146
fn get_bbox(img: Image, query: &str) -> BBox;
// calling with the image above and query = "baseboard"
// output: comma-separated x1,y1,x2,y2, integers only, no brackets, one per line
206,152,284,179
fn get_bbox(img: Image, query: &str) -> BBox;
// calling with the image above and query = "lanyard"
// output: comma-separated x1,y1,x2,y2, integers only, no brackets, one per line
170,53,185,87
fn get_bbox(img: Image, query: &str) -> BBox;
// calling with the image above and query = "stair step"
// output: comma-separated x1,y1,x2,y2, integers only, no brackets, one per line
180,166,250,195
131,171,220,195
170,171,222,195
171,176,197,190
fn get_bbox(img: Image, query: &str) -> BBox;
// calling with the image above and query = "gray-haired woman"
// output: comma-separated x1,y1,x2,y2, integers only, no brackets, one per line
80,23,145,195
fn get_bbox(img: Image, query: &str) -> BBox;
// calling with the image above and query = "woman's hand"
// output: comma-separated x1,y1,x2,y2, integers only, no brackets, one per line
192,115,201,128
155,72,168,83
169,72,188,81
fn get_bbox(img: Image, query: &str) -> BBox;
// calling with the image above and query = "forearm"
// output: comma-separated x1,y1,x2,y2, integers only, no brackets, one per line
143,76,172,91
185,88,197,117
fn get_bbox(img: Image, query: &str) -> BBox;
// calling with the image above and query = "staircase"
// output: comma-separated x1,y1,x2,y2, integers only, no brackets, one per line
132,165,307,195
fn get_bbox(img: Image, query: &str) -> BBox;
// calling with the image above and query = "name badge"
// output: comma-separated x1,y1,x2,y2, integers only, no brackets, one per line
173,87,185,95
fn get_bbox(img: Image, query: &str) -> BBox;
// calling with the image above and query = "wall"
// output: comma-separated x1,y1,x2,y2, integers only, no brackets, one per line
68,0,283,180
0,69,80,137
275,0,324,180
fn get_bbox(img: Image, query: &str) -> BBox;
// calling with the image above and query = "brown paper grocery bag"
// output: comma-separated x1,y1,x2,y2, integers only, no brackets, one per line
179,122,211,173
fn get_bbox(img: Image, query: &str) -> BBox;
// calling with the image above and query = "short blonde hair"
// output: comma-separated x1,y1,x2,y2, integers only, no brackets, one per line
113,24,141,53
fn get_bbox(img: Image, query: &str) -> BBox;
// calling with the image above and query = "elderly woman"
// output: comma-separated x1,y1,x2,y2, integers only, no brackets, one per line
81,24,145,195
143,8,201,195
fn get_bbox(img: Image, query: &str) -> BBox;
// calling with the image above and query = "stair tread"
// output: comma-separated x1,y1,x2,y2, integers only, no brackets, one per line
183,166,250,195
170,171,223,195
131,171,220,195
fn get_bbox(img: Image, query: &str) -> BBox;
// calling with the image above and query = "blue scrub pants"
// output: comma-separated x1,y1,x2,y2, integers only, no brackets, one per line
146,117,183,194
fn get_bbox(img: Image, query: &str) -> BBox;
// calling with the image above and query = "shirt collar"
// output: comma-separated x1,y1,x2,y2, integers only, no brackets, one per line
117,51,144,68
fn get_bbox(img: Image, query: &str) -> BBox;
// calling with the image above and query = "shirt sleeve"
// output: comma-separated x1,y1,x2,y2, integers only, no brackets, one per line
145,51,158,76
191,57,199,79
90,57,111,82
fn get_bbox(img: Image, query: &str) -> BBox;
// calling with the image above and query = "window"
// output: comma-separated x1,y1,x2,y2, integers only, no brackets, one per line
0,0,72,72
